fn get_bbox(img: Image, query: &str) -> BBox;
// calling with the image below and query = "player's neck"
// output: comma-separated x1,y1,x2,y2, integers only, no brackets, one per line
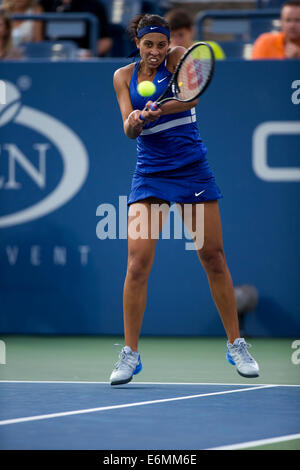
139,62,158,79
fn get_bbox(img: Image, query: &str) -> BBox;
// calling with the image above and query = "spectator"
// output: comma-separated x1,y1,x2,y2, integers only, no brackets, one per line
0,8,23,58
2,0,43,46
38,0,113,56
165,8,226,60
252,0,300,59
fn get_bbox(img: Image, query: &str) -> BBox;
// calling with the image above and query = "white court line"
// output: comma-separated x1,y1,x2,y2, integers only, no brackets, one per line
0,385,276,426
0,380,299,387
207,432,300,450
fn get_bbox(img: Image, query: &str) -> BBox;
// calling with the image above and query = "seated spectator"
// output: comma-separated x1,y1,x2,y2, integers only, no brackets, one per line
38,0,113,57
2,0,43,46
0,8,23,58
252,0,300,59
165,8,226,60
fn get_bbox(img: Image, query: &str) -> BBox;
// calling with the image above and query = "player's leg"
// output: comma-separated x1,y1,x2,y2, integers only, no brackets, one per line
179,200,259,377
179,200,239,342
124,197,170,351
110,197,170,385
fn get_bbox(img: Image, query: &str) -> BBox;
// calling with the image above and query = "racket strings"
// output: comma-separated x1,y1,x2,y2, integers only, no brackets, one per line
177,45,213,101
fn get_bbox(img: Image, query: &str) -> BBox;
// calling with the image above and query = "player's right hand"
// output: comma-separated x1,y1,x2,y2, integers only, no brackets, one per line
127,110,146,129
140,101,162,122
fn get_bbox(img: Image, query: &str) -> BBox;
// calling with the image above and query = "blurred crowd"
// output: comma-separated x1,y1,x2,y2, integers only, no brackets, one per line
0,0,299,60
0,0,113,59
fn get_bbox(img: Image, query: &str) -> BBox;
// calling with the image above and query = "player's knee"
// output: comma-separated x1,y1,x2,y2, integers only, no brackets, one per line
127,254,152,283
199,247,226,275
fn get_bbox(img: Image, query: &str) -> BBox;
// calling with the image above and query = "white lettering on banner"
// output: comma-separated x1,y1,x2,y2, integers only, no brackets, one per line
96,203,117,240
0,81,89,228
0,144,49,189
162,204,183,241
3,245,90,266
96,196,204,251
6,246,19,265
291,80,300,105
78,246,90,265
53,246,67,265
118,196,128,240
252,121,300,182
0,81,6,105
128,203,149,240
291,340,300,365
31,245,41,266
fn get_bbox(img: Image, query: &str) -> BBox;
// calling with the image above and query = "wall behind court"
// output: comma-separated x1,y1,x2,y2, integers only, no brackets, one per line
0,60,299,336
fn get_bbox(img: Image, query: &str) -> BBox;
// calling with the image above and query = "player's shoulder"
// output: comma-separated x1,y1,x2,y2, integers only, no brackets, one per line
114,62,135,80
168,46,186,61
113,63,136,89
166,46,186,71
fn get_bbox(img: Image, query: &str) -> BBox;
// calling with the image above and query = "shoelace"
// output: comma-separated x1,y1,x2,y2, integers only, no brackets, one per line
112,344,125,369
113,347,137,370
234,342,255,364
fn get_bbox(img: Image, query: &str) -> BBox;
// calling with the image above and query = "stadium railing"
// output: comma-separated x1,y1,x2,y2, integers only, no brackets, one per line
11,13,99,57
20,40,79,60
101,0,166,25
256,0,285,8
196,9,281,58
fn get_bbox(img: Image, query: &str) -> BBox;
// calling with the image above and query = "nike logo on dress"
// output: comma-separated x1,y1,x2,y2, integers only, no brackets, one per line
158,77,168,83
195,190,205,196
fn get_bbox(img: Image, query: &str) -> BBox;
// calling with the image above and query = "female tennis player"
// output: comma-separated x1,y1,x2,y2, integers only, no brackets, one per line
110,14,259,385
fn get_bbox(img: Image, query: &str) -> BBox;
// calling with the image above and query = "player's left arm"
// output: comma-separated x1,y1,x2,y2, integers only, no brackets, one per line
160,46,199,115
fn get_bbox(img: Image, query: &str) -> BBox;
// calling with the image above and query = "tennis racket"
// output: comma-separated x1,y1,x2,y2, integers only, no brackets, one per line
139,41,215,121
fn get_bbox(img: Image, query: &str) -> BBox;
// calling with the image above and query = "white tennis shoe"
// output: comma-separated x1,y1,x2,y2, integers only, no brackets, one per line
110,345,142,386
226,338,260,378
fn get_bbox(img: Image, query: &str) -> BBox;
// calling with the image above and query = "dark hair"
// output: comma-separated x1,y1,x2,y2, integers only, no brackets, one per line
282,0,300,7
127,13,169,41
165,8,193,31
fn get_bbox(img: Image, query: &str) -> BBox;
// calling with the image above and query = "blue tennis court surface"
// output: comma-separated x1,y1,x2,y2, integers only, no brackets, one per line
1,381,300,449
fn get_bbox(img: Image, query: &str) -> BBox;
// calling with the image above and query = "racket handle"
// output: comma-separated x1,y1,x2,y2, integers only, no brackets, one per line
140,102,158,120
150,102,158,111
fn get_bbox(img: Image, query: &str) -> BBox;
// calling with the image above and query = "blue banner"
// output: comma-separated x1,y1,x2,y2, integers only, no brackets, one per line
0,60,299,336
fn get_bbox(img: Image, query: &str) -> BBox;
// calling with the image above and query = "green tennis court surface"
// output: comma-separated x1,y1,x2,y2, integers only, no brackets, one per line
1,336,299,450
245,438,300,450
1,336,299,384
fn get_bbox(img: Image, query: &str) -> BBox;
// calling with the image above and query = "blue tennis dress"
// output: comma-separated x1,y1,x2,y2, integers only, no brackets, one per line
128,58,222,204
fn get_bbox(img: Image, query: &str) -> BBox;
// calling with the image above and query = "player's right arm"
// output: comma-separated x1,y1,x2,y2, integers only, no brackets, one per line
113,67,161,139
113,67,144,139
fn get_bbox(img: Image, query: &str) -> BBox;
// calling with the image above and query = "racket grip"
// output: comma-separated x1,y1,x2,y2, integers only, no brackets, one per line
139,113,146,121
150,102,158,111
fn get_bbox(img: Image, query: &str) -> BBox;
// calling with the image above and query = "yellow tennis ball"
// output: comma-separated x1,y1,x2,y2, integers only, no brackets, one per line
137,81,156,97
